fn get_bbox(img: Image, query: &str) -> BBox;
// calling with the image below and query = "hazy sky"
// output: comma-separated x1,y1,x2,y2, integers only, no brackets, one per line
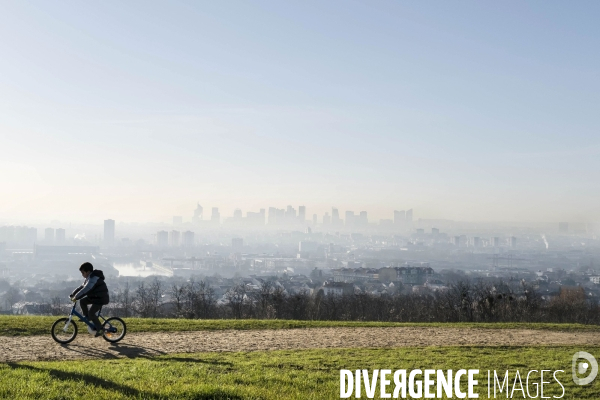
1,1,599,223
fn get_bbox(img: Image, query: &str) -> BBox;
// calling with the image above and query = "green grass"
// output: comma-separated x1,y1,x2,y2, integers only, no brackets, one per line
2,315,600,336
1,346,599,399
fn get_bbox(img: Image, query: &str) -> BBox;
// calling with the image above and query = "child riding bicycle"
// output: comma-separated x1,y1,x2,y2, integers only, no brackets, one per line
70,262,110,337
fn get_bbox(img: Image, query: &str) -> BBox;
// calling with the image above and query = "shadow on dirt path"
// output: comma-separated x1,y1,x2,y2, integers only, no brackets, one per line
2,327,600,363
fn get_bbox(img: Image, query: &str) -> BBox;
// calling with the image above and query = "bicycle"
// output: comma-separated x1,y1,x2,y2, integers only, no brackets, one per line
51,299,126,344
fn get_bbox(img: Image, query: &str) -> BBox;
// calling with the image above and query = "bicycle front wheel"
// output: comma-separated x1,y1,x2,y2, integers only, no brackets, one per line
51,317,78,344
103,317,126,343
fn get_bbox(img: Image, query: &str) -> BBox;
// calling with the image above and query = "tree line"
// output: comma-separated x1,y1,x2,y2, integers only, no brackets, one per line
104,279,600,324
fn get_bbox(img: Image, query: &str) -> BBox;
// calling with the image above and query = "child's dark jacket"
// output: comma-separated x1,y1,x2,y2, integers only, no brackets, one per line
71,270,110,305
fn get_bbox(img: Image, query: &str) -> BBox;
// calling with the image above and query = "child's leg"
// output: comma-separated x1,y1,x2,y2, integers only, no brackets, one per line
80,297,90,318
89,303,103,331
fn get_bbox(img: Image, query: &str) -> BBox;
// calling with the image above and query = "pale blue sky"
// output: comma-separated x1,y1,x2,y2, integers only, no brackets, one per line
1,1,599,223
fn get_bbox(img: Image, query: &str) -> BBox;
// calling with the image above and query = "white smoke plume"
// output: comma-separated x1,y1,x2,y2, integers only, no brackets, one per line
541,234,549,250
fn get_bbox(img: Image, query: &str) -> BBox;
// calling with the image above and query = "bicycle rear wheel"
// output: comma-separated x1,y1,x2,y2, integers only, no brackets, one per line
102,317,126,343
51,317,78,344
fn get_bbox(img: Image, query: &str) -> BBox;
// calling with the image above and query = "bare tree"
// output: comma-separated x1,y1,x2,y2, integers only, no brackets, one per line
257,280,273,319
169,283,187,318
101,275,600,324
3,286,21,310
134,279,164,318
50,296,63,316
148,278,164,318
226,284,247,319
115,281,133,318
188,280,216,319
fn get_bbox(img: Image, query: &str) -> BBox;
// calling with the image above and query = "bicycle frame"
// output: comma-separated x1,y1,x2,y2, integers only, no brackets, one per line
64,300,115,333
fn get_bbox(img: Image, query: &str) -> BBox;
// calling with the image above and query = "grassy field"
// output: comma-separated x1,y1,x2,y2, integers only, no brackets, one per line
1,346,599,399
2,315,600,336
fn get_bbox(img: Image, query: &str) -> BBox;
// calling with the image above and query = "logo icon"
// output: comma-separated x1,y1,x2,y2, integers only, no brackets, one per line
572,351,598,385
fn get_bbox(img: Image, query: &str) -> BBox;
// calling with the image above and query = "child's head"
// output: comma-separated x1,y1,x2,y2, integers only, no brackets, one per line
79,262,94,278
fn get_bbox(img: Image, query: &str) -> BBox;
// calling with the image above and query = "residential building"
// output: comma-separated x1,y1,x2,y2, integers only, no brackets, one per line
156,231,169,248
182,231,195,247
333,268,379,283
322,281,354,296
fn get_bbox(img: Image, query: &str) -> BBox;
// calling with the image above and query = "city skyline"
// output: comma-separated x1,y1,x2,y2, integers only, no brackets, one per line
0,201,597,227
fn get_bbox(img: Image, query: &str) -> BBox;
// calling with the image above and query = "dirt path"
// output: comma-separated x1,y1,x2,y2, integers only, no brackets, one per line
2,327,600,363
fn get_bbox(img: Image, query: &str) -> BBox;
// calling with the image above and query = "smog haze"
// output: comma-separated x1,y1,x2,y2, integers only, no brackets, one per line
1,1,599,224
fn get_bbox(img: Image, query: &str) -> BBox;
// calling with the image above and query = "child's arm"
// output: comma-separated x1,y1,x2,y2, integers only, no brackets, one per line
70,284,84,298
73,276,100,300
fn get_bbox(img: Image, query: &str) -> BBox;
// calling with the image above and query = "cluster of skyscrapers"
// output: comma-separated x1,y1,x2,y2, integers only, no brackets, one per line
173,204,415,229
142,205,417,248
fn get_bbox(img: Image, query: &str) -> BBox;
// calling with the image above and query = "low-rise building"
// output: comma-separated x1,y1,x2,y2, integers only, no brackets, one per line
321,281,355,296
332,268,379,283
378,265,434,285
11,302,52,315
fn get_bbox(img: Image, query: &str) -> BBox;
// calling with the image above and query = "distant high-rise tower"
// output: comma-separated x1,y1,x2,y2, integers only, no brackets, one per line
268,207,278,225
44,228,55,244
285,206,296,221
323,212,331,225
233,209,243,220
332,208,340,226
345,211,355,228
298,206,306,222
510,236,517,248
56,228,66,244
453,236,461,246
104,219,115,246
312,214,317,225
156,231,169,248
406,209,413,223
192,204,203,224
493,237,500,247
359,211,368,226
211,208,220,225
182,231,195,247
394,210,405,225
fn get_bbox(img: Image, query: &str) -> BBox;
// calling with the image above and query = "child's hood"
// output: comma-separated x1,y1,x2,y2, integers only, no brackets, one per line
91,269,105,280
